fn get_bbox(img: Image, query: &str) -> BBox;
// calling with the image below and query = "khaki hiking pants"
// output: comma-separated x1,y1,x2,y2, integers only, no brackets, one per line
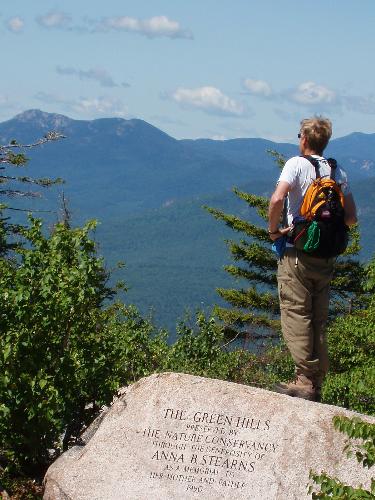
277,247,334,387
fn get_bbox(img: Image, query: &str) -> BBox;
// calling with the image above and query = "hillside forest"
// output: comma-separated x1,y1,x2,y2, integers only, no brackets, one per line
2,110,375,333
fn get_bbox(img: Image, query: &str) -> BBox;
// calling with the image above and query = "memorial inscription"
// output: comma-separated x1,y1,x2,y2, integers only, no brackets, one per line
43,373,374,500
141,406,278,494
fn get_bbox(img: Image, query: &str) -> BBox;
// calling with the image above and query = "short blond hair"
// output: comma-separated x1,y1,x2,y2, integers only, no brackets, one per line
300,117,332,154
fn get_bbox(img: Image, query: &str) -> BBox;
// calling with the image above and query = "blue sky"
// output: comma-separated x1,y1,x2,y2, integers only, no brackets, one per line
1,1,375,141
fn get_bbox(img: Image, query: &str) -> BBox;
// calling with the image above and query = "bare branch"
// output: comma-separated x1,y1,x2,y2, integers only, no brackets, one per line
0,175,64,186
221,331,241,348
3,206,53,213
0,132,66,151
0,189,42,198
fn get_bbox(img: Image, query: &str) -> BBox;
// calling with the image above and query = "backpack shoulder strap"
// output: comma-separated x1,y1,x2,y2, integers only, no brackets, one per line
301,155,338,180
327,158,337,181
300,155,320,179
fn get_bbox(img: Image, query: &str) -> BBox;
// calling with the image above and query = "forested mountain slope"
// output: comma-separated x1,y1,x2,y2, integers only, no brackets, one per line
1,110,374,333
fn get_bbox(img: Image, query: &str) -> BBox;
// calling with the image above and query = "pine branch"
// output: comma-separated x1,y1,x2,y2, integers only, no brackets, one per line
214,305,279,329
228,241,277,270
3,207,53,213
0,152,28,166
233,188,269,220
217,287,279,313
332,259,366,294
267,149,286,170
224,265,277,285
206,207,269,241
0,189,42,198
0,175,64,187
343,224,360,255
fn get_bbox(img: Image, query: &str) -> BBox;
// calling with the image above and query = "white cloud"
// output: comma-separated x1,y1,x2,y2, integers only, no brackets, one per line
97,15,193,39
243,78,272,97
36,11,72,29
34,12,191,38
56,66,126,88
73,97,128,117
34,92,128,118
0,94,15,108
242,78,336,106
7,17,24,33
343,95,375,115
172,86,246,116
290,81,336,105
211,134,227,141
245,77,375,118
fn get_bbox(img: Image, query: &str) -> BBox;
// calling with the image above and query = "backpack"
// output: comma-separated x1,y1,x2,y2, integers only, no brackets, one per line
291,156,349,258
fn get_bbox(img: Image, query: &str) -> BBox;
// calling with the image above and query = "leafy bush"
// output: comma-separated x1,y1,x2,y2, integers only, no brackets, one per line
322,259,375,415
333,416,375,469
164,313,240,380
163,313,295,390
309,471,374,499
0,218,116,470
103,303,168,386
327,311,375,375
0,218,168,473
309,416,374,499
322,368,375,416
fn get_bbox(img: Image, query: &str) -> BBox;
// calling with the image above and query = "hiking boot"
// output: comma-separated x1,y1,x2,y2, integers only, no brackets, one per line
274,375,318,401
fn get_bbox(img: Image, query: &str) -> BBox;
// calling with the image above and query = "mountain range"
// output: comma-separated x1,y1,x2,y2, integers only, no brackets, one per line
1,110,374,335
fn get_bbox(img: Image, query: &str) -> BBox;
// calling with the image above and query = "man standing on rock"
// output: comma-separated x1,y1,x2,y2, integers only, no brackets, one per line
268,117,357,401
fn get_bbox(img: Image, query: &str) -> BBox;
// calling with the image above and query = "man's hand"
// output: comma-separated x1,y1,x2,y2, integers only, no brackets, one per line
269,226,292,242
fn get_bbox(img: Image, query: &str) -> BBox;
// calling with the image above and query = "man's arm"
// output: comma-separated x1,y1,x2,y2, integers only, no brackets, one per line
268,181,291,241
344,193,357,226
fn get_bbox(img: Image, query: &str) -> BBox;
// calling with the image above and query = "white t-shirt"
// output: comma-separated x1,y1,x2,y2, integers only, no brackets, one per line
278,155,350,226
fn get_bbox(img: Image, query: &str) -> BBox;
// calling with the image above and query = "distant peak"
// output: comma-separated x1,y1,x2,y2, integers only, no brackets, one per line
13,109,72,128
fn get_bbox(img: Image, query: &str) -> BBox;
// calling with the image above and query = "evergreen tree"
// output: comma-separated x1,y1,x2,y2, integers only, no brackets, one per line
205,151,366,340
0,133,64,254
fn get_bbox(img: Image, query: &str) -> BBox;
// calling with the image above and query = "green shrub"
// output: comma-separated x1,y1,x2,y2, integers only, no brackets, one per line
162,313,295,391
309,416,375,499
103,303,168,386
322,278,375,415
327,310,375,375
309,470,374,499
322,368,375,416
0,218,167,473
164,313,240,380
